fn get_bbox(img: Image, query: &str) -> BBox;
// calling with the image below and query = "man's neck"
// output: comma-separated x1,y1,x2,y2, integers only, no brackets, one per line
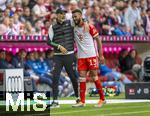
78,20,84,27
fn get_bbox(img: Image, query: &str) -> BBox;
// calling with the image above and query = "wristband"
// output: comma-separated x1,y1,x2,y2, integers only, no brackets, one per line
57,45,61,50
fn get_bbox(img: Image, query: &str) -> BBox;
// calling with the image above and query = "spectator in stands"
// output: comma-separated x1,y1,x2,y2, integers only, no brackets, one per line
118,49,128,73
11,49,27,68
124,49,142,80
5,0,15,17
25,52,52,88
41,20,50,35
4,8,11,17
66,0,79,20
99,63,132,84
33,19,43,35
23,21,35,35
0,17,10,35
0,0,7,11
82,6,92,23
124,0,141,34
27,0,36,10
6,17,18,35
5,51,13,63
145,8,150,35
139,0,147,12
134,20,146,36
11,49,37,91
0,50,14,69
38,51,52,76
22,0,30,7
32,0,50,20
21,7,33,23
92,6,104,35
13,13,22,34
101,5,118,35
14,0,22,11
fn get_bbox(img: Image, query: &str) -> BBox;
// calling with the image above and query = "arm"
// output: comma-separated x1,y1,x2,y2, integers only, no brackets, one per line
89,24,104,63
33,5,50,18
124,7,130,30
94,35,104,63
47,25,58,48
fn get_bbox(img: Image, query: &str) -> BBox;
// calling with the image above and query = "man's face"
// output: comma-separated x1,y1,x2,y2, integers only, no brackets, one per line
0,52,6,59
72,12,82,25
57,13,65,23
20,51,27,59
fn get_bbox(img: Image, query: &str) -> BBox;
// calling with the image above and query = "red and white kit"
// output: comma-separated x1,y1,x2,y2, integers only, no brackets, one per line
74,24,99,71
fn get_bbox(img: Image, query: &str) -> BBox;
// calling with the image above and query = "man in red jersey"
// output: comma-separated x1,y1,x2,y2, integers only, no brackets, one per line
72,9,106,107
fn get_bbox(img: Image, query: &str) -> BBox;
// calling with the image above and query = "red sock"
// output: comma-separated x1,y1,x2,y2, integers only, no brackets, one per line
80,82,86,103
94,79,105,101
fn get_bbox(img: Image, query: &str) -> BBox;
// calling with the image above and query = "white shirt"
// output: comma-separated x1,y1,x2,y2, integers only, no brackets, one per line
32,4,47,16
124,6,141,33
74,24,99,58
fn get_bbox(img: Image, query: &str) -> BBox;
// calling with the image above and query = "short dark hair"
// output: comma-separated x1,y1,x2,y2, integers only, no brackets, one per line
72,9,82,14
56,8,67,14
132,0,138,4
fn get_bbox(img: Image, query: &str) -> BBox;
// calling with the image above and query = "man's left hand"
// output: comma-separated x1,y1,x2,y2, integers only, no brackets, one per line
98,55,105,64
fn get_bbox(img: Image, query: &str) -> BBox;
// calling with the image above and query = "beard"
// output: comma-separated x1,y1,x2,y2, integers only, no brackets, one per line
74,19,81,25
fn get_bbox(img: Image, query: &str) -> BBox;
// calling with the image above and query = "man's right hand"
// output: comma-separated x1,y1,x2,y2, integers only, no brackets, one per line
59,45,68,54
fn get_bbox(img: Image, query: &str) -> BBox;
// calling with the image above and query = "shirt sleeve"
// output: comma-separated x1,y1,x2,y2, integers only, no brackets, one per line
89,24,99,38
32,5,40,15
48,25,54,41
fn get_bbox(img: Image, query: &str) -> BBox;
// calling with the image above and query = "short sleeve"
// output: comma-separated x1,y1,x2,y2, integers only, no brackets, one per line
48,25,54,41
89,24,99,38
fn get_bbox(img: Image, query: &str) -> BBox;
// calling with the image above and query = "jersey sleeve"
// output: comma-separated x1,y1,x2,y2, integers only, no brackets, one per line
48,25,54,41
89,24,99,38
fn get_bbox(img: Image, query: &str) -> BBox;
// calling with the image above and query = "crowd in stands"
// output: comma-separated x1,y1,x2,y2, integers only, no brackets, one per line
0,0,149,36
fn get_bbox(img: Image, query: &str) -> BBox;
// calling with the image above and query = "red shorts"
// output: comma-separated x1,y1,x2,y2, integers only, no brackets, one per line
78,56,99,71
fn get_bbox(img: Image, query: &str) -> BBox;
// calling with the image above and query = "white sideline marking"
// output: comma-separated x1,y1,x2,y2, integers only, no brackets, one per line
50,99,150,104
1,99,150,105
50,104,150,115
101,110,150,116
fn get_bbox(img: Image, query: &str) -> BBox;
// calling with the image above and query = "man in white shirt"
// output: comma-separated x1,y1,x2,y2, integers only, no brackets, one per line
72,9,106,108
124,0,141,34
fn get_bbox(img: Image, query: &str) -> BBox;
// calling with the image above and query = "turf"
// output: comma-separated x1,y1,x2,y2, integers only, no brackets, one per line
58,93,125,100
0,93,150,116
0,105,50,116
50,102,150,116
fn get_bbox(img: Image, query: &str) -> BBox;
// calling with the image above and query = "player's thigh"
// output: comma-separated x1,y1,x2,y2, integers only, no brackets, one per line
78,70,88,77
78,58,88,72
